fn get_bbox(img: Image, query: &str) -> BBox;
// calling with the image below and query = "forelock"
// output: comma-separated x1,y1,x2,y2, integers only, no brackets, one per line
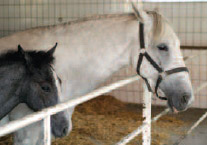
147,11,167,39
28,51,55,68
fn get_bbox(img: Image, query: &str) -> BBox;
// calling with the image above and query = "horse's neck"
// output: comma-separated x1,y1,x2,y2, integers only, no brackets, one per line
58,19,139,99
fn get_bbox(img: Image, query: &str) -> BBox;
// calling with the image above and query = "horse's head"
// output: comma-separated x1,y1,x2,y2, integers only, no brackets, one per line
131,5,194,112
17,44,69,137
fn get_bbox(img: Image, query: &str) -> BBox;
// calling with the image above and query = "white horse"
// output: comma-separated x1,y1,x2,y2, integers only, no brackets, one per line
0,5,193,145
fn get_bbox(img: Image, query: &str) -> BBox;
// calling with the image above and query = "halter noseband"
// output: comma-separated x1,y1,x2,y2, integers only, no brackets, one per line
136,23,189,100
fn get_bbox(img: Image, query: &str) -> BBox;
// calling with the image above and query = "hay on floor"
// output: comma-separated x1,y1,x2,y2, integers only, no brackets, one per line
0,95,185,145
53,95,185,145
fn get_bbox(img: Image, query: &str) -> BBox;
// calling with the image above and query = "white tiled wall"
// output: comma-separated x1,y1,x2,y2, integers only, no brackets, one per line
0,0,206,108
140,1,207,47
0,0,207,47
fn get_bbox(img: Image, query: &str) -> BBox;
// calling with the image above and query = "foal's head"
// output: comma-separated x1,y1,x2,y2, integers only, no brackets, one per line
0,44,68,137
17,44,59,111
131,5,194,112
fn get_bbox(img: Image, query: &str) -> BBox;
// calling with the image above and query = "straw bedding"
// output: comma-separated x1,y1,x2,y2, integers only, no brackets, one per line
0,95,185,145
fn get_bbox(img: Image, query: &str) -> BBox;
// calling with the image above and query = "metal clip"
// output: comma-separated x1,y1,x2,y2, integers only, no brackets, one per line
140,48,146,54
160,71,167,78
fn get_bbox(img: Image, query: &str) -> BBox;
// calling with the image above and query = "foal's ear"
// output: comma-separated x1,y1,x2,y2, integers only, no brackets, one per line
18,44,31,65
47,42,58,57
131,2,149,23
18,45,25,55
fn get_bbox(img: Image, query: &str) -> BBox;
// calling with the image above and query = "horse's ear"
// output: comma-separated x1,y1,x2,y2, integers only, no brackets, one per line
47,42,57,57
131,2,149,23
18,45,25,55
18,44,31,66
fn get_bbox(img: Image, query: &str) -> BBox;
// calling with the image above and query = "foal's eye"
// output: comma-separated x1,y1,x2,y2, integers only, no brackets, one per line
41,84,51,93
157,44,168,51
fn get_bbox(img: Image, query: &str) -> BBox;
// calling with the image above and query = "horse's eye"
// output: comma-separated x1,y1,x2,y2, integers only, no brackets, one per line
41,84,51,93
157,44,168,51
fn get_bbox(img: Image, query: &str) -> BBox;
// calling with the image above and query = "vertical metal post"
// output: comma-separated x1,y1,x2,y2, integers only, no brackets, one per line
44,116,51,145
142,84,152,145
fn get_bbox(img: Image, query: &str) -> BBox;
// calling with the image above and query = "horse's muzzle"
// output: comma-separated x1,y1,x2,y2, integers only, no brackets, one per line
51,111,69,138
158,73,194,112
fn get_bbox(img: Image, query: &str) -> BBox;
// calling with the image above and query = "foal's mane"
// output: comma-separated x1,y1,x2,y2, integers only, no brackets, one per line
0,50,54,68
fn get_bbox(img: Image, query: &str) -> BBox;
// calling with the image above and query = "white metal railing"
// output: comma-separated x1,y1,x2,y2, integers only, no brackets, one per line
117,80,207,145
0,76,141,142
0,74,169,145
0,54,207,145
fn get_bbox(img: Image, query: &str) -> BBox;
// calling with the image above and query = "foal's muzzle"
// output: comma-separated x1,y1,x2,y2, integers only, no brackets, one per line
51,112,69,137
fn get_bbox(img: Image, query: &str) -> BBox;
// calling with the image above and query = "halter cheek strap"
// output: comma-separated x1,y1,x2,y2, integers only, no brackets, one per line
136,23,189,100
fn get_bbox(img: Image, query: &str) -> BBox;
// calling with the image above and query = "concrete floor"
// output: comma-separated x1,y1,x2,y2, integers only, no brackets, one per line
180,125,207,145
122,104,207,145
166,108,207,145
117,103,207,145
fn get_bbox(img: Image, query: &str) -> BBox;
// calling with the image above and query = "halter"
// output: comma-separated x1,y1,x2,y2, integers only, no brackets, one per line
137,23,189,100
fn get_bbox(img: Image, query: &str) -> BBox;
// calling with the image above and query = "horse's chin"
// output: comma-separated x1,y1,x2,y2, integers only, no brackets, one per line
173,107,179,113
167,98,187,113
157,89,182,113
167,103,177,113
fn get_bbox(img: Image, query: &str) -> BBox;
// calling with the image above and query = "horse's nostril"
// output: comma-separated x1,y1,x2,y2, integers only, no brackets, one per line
182,94,189,104
62,126,68,136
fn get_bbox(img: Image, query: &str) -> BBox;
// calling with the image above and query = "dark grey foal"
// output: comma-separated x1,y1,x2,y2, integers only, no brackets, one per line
0,44,68,137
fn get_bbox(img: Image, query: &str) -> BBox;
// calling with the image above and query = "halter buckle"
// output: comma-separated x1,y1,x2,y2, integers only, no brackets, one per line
160,71,167,79
140,48,146,54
